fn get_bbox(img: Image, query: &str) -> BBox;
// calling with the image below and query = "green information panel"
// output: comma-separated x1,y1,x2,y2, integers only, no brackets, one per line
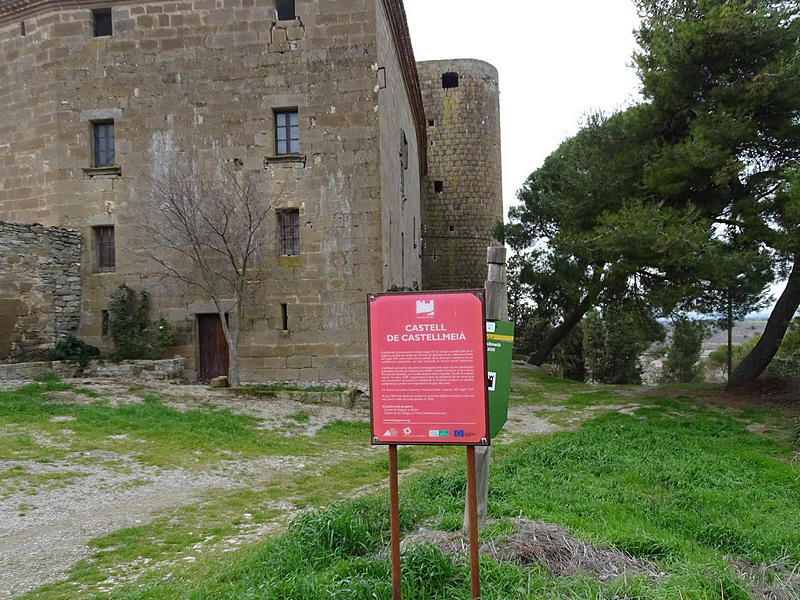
486,320,514,438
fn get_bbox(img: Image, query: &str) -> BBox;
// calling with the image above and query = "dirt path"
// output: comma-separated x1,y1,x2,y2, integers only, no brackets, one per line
0,380,361,597
0,377,563,597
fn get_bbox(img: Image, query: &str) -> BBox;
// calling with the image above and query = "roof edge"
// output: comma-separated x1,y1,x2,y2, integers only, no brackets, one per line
380,0,427,175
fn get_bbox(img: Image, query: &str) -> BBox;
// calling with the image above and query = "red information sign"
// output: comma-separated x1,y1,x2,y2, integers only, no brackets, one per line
368,290,489,446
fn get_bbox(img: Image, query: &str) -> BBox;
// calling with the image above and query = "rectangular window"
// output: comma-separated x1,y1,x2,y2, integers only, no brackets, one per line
276,0,295,20
274,109,299,155
101,310,109,336
93,121,115,167
277,209,300,256
94,226,115,273
92,8,112,36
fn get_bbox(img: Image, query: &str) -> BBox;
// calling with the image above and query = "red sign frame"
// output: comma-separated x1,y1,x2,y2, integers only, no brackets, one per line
367,290,490,446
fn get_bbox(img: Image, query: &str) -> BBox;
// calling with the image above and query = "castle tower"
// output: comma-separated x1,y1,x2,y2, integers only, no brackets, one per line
417,59,503,290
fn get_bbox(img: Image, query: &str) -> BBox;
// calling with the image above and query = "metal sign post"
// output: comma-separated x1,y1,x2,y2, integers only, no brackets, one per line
466,445,481,598
389,444,402,600
367,290,490,599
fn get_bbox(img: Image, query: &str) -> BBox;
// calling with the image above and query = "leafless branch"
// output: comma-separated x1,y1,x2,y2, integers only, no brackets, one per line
131,146,285,385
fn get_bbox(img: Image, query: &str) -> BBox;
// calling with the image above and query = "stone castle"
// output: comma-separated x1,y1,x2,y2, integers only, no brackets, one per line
0,0,502,382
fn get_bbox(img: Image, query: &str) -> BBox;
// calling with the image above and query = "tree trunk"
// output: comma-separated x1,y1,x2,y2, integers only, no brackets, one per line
227,303,242,388
726,296,733,384
216,299,241,388
729,257,800,387
528,283,603,366
228,346,240,387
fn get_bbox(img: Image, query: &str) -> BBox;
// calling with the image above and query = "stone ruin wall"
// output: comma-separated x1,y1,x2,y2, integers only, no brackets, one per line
0,220,82,361
418,59,503,290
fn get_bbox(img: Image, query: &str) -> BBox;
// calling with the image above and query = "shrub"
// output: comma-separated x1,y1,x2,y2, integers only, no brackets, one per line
766,354,800,381
661,317,709,383
777,317,800,358
583,304,664,384
48,334,100,366
703,334,761,382
108,285,175,359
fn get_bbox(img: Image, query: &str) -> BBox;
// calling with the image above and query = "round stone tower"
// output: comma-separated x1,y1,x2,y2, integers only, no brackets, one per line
417,59,502,290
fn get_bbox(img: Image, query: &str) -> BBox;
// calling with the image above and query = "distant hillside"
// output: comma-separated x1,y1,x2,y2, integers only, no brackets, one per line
653,319,767,358
643,319,768,384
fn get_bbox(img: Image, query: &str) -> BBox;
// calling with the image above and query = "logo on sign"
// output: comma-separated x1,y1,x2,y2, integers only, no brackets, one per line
403,427,412,436
428,430,450,438
454,430,465,437
416,300,434,318
383,428,398,437
488,371,497,392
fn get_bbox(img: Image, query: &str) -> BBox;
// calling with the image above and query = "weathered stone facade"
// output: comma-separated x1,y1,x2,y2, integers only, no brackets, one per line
418,60,503,290
0,0,501,381
0,221,81,361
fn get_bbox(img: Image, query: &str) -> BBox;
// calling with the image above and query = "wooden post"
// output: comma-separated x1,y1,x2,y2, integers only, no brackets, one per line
466,445,481,599
389,445,402,600
464,246,507,530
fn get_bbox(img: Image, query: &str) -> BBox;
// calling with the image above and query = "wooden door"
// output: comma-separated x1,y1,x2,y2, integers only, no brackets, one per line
198,313,229,381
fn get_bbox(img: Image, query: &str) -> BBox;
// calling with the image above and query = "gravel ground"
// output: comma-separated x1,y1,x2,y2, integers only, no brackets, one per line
0,379,368,598
0,375,573,598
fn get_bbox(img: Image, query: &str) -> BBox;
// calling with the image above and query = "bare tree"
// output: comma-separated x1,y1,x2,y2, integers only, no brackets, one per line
138,153,281,387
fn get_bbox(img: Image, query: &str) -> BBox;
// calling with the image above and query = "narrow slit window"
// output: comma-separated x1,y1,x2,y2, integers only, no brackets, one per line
20,21,25,36
277,209,300,256
442,72,459,88
274,109,299,155
434,180,443,194
93,121,115,167
281,303,289,331
94,226,115,273
276,0,295,20
101,310,110,336
92,8,112,36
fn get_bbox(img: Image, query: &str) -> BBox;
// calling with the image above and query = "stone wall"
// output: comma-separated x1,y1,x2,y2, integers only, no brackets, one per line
0,221,82,361
0,357,184,381
418,59,503,290
376,0,423,291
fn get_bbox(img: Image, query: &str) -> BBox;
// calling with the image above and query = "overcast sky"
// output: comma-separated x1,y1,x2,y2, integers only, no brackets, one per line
404,0,643,218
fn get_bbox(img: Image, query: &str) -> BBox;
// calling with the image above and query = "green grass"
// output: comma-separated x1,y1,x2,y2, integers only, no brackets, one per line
562,388,624,407
509,369,592,407
10,372,800,599
0,466,86,498
41,393,796,600
515,369,588,392
288,410,310,423
0,383,368,468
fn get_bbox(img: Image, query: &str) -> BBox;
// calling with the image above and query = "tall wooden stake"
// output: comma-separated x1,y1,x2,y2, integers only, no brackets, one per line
466,445,481,598
465,246,508,531
389,445,402,600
